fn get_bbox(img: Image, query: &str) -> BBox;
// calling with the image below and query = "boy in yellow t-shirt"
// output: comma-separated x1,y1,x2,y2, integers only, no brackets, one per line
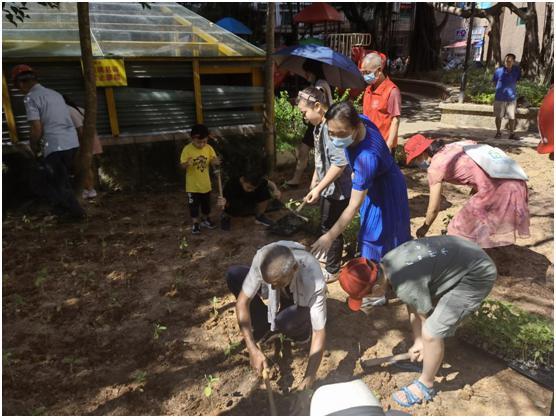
180,124,220,235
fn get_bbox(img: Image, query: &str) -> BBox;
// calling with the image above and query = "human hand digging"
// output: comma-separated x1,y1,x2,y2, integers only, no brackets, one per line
416,223,429,238
311,234,333,259
409,340,424,362
249,347,268,376
304,189,320,204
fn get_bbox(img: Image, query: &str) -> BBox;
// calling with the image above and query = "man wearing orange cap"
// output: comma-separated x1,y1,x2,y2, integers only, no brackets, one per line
360,52,402,152
11,64,84,219
537,87,554,160
339,235,497,407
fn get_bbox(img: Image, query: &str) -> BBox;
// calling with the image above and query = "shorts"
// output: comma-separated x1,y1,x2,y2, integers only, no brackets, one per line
301,125,315,148
187,192,211,218
493,100,517,119
425,258,497,338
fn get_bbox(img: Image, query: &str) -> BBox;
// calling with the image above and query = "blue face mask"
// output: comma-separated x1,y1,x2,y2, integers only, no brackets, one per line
331,134,354,148
364,73,377,85
416,160,430,169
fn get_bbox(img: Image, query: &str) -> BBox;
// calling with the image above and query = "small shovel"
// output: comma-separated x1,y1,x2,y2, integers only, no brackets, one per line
360,352,411,369
286,199,309,222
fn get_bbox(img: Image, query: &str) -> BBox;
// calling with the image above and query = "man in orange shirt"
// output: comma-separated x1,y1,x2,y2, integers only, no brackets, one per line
361,52,402,152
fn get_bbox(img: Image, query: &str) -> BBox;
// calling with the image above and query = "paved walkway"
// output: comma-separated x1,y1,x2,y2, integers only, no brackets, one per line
399,93,540,148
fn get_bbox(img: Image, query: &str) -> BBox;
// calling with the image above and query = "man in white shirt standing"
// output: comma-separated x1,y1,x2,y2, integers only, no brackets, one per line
226,241,327,412
12,64,85,219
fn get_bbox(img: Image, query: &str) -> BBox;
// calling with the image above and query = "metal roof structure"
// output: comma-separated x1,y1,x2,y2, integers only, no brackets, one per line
2,2,264,58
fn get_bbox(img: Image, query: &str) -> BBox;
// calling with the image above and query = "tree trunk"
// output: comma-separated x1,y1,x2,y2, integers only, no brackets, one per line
264,2,275,173
406,3,441,74
515,3,540,79
77,3,96,188
487,12,502,69
541,2,554,84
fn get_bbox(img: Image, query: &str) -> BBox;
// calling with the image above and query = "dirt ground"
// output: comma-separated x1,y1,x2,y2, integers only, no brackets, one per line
2,142,553,416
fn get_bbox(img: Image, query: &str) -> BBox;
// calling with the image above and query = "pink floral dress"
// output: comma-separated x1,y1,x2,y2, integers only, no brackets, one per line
427,141,530,248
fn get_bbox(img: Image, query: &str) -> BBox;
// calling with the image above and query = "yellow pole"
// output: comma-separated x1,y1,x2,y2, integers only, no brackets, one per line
2,73,18,143
104,87,120,137
192,59,204,124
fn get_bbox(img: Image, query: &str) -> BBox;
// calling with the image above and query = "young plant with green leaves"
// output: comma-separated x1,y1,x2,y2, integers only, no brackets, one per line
153,323,167,340
203,374,219,397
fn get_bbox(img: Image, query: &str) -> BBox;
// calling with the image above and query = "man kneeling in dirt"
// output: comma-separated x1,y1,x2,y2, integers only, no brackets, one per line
339,235,497,408
227,241,326,410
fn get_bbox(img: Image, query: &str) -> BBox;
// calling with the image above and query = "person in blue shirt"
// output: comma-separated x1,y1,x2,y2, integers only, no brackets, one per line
311,100,411,282
492,53,521,140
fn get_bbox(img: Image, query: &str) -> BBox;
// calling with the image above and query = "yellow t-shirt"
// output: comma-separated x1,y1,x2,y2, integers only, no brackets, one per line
180,143,216,193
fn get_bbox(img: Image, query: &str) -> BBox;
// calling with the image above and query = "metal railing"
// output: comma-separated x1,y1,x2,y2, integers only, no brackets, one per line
326,33,371,57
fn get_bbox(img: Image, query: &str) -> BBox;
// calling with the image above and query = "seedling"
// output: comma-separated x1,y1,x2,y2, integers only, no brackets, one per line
203,374,219,397
211,296,219,317
22,215,31,224
131,370,147,385
153,323,167,340
179,237,189,251
224,341,241,357
3,351,12,367
34,268,48,290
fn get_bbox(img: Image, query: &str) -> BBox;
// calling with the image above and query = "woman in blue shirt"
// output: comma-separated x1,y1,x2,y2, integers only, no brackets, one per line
311,101,411,264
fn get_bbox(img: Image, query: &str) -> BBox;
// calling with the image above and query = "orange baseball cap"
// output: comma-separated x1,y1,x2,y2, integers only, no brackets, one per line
11,64,35,83
537,87,554,155
339,257,379,311
404,134,434,165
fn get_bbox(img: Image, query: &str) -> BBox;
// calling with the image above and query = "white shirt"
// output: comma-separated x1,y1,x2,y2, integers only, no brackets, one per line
242,240,327,331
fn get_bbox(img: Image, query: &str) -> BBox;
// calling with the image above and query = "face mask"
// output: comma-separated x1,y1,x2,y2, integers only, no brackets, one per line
364,73,377,85
416,160,430,169
331,134,354,148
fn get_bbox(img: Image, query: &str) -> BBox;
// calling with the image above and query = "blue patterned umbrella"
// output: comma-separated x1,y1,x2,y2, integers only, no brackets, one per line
273,44,365,89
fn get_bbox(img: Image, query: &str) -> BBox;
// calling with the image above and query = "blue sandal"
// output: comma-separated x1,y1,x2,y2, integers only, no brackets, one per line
392,379,436,407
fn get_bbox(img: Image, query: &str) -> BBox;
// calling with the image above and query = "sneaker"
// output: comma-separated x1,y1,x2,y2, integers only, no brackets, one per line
360,295,387,309
191,223,201,235
494,132,502,139
220,214,231,231
508,133,520,140
322,269,339,284
200,218,216,229
255,214,274,227
87,189,97,198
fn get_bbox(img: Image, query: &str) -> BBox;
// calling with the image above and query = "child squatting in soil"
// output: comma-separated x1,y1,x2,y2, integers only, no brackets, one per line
339,235,497,408
180,124,220,235
227,241,327,414
218,171,282,230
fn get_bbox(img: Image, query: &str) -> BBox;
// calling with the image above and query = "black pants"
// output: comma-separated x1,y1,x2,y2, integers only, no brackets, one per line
188,192,211,218
39,148,84,218
226,265,311,341
321,197,349,274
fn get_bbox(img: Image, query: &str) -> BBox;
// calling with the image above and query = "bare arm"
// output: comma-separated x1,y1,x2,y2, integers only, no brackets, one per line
236,291,267,374
300,328,326,389
29,120,43,154
407,305,427,362
386,116,400,151
305,165,346,204
417,182,442,237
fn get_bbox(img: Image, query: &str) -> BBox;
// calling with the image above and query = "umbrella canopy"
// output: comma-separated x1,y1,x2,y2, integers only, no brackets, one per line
215,17,252,35
294,3,343,24
299,37,325,46
273,44,365,89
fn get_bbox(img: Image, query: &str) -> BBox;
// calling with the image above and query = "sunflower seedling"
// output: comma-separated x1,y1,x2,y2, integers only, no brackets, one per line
203,374,219,397
132,370,147,391
224,341,241,357
211,296,219,317
153,323,167,340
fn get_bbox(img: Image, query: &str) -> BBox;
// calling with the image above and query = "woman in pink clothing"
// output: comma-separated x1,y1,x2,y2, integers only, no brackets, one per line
404,134,530,248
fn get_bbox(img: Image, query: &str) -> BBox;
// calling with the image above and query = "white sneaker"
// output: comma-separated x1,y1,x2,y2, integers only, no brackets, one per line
82,189,97,199
360,296,387,309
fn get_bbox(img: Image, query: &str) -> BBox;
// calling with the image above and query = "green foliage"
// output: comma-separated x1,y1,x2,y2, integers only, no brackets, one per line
459,299,553,368
152,323,167,340
274,91,306,153
132,370,147,388
516,81,550,107
34,268,48,289
203,374,219,397
179,236,188,251
223,340,241,357
442,67,549,107
333,88,364,113
393,144,406,167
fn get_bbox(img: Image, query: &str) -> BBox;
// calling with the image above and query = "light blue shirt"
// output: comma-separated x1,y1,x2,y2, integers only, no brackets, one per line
24,84,79,157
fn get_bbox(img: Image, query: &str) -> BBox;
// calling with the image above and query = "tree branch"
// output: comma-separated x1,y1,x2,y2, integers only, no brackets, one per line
429,2,504,19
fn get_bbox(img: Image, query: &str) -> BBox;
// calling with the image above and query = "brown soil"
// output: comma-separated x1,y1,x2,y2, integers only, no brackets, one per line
2,147,553,416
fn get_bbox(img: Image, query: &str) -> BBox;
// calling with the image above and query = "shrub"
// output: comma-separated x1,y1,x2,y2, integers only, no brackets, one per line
516,81,550,107
458,299,553,369
274,90,306,152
